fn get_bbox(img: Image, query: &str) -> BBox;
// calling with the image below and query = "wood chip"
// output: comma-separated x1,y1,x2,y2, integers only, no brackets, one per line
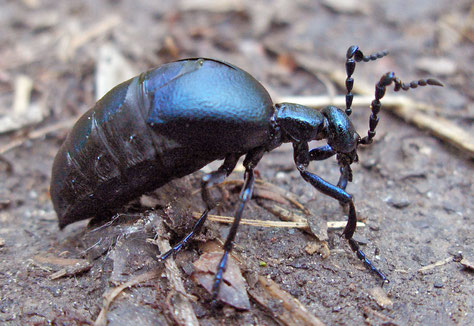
416,57,457,76
178,0,244,12
369,287,393,309
0,75,44,134
34,255,88,267
322,0,369,14
95,43,137,100
249,276,325,326
305,241,330,259
32,255,92,280
460,258,474,271
50,261,92,280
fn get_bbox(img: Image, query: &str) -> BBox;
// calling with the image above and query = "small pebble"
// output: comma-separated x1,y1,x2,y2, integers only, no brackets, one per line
385,196,411,209
332,305,342,312
433,280,444,288
416,57,457,76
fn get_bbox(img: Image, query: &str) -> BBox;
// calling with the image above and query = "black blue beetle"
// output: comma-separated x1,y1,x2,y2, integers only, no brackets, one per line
50,45,442,301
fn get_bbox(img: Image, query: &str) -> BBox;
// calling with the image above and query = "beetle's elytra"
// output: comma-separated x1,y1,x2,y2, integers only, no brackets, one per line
50,46,442,301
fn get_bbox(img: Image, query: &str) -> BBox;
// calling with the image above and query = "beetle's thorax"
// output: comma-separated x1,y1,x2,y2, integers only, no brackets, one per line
272,103,328,144
271,103,361,165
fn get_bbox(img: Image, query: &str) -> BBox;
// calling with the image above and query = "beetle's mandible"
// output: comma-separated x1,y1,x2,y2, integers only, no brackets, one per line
50,46,442,301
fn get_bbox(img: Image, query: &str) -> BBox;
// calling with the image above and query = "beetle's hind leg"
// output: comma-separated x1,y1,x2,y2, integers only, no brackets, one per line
158,154,239,261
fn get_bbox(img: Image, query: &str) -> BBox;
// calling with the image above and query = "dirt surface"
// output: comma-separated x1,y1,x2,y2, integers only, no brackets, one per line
1,1,473,325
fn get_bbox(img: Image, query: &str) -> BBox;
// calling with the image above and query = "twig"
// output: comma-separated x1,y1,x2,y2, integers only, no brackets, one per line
0,117,76,155
418,256,454,273
63,15,121,61
192,212,364,230
193,211,308,229
94,269,161,326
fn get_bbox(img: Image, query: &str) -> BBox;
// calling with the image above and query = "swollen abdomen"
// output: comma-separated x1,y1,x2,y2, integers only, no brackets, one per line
50,77,171,228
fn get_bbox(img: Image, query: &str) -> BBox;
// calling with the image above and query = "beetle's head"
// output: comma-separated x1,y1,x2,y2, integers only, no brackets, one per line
321,106,360,164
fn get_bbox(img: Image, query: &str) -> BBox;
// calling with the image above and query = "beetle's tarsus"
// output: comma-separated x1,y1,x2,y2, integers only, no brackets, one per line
348,238,389,283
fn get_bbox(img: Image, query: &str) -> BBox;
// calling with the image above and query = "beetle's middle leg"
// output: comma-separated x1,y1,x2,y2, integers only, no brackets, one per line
158,154,239,261
294,142,388,283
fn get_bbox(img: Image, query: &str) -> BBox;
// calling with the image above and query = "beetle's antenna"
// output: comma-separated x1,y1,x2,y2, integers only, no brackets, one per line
359,72,443,145
345,46,389,117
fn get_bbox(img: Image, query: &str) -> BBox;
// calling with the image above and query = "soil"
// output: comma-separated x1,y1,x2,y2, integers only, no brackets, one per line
0,1,473,325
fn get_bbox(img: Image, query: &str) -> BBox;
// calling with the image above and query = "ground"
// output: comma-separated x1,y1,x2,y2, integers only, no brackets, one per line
0,1,473,325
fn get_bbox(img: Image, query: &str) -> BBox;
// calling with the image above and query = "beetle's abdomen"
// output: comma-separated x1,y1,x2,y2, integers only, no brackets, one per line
50,76,200,228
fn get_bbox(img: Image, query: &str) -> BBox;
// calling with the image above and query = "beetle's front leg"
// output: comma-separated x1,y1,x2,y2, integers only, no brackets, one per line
294,142,388,283
309,144,336,161
308,145,350,190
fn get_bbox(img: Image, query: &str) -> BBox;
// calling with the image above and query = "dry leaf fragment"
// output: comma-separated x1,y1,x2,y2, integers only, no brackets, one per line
192,252,250,310
249,276,325,326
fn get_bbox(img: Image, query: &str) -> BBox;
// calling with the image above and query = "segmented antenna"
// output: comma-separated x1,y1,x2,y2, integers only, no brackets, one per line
345,46,389,116
359,72,443,145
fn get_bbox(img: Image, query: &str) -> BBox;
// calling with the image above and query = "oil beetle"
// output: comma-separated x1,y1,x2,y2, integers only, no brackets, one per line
50,45,442,301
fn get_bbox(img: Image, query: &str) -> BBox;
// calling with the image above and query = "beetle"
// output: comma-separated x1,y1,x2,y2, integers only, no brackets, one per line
50,45,442,301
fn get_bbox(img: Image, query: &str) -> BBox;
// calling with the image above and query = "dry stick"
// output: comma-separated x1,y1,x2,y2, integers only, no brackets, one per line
64,15,121,60
0,117,77,155
191,212,365,230
417,256,454,273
